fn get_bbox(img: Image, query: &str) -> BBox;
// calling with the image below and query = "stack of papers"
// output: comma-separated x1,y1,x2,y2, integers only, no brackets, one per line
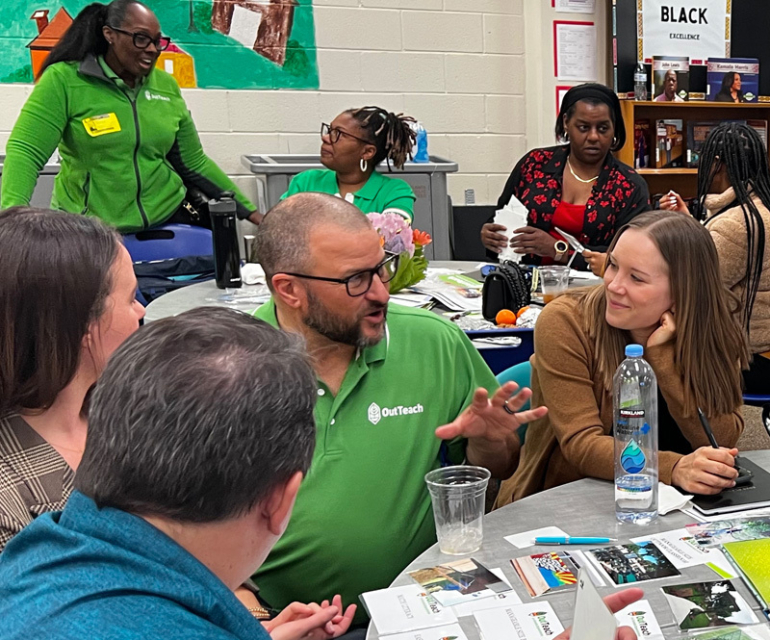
413,270,483,312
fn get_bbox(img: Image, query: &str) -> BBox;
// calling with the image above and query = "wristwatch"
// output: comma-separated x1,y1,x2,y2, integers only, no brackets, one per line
553,240,569,262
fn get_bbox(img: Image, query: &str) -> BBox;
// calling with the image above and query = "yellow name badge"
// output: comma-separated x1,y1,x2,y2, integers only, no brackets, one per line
82,113,121,137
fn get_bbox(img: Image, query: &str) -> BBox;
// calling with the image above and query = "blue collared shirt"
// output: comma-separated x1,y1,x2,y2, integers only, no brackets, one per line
0,491,270,640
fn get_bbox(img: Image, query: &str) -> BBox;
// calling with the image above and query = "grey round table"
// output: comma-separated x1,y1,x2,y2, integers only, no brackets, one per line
143,261,483,322
366,449,770,640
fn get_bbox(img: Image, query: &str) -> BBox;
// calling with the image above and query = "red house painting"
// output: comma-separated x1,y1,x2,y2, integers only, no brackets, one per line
28,8,73,81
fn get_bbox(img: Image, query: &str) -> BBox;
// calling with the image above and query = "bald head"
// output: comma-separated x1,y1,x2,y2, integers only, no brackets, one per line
256,193,374,288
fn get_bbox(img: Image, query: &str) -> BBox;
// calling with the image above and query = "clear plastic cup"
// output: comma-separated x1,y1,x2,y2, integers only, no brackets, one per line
425,465,491,555
539,266,570,304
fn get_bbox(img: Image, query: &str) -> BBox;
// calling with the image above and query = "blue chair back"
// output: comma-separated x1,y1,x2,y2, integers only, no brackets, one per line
496,360,532,445
123,224,213,263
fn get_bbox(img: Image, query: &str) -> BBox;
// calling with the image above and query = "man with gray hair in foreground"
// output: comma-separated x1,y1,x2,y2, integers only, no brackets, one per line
252,192,549,627
0,307,352,640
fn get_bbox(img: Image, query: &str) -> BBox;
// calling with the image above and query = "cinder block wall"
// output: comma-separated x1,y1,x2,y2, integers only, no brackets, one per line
0,1,608,208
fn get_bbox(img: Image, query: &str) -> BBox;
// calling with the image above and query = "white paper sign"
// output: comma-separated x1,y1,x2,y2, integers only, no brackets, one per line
613,600,664,640
555,0,596,13
473,602,565,640
380,624,469,640
555,22,597,81
494,195,529,263
361,585,458,636
640,0,730,62
571,569,617,640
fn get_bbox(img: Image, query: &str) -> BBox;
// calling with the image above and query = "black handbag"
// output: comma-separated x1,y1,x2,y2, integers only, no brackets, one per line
482,261,532,321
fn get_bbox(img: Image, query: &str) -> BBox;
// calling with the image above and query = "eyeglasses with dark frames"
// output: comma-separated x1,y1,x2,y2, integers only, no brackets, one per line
109,26,171,51
320,122,372,145
279,252,400,297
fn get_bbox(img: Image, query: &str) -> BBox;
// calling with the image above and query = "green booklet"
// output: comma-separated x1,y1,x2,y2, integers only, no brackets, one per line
722,538,770,619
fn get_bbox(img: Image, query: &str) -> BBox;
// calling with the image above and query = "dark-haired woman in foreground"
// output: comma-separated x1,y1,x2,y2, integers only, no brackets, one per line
282,107,417,221
662,122,770,393
481,83,650,273
0,208,144,551
496,211,747,506
1,0,260,231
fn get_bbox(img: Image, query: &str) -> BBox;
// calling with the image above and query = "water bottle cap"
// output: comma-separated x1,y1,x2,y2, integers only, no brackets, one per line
625,344,643,358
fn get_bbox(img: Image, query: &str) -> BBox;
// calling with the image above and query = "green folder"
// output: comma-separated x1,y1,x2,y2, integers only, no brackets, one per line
722,538,770,620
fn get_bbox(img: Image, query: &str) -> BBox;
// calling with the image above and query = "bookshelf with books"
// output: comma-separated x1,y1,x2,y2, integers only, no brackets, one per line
618,101,770,199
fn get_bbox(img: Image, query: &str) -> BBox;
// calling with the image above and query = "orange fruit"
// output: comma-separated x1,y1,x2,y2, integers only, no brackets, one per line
516,306,530,319
495,309,517,325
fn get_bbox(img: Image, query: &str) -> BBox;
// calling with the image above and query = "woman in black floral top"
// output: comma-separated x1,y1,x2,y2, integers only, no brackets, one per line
482,84,650,273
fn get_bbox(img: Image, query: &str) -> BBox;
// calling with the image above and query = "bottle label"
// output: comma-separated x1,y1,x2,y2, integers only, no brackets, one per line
620,440,646,473
634,73,647,82
620,408,645,418
615,485,652,501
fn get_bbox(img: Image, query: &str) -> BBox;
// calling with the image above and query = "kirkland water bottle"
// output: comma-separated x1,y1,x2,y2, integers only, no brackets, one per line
209,194,242,289
634,62,648,101
613,344,658,524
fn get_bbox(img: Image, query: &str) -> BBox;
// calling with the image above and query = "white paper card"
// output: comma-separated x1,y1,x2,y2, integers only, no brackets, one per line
613,600,664,640
630,529,709,569
504,526,569,549
451,568,522,617
473,602,564,640
380,624,469,640
555,22,597,81
571,568,617,640
362,585,458,636
431,566,512,608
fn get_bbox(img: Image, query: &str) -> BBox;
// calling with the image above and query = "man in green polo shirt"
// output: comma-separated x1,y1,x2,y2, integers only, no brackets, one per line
252,193,546,624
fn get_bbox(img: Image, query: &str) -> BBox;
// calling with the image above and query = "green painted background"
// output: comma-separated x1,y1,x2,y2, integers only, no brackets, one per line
0,0,319,89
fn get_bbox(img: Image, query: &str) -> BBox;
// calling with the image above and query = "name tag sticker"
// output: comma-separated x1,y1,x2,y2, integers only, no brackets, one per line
82,113,121,137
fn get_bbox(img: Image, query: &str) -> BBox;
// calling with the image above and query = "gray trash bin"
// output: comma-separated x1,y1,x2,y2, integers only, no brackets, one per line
241,154,458,260
0,154,60,209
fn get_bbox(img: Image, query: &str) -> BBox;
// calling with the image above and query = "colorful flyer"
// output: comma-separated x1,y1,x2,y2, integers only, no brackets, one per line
686,517,770,549
587,541,680,586
511,551,579,597
408,558,508,607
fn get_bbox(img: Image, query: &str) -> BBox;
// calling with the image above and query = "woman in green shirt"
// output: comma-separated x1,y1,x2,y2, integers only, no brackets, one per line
1,0,260,232
282,107,417,221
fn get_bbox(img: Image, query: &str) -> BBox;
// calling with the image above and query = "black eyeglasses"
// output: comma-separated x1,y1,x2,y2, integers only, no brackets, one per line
321,123,371,145
280,252,400,297
109,26,171,51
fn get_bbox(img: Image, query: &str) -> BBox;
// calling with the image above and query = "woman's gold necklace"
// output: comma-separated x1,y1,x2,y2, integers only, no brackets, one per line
567,158,599,184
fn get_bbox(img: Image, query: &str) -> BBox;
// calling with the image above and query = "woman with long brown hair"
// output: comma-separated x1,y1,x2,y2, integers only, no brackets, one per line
0,208,144,550
496,210,747,506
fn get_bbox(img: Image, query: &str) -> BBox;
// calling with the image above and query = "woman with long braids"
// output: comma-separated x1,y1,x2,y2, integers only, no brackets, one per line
282,107,417,220
662,123,770,393
1,0,260,230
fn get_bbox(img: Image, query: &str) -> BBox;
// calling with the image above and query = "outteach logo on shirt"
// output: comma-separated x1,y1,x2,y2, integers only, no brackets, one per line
367,402,424,425
144,90,170,102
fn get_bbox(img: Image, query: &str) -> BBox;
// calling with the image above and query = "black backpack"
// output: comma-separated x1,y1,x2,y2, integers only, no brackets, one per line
133,255,215,303
481,261,532,322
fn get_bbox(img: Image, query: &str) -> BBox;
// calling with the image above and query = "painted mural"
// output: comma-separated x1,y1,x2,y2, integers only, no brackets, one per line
0,0,319,89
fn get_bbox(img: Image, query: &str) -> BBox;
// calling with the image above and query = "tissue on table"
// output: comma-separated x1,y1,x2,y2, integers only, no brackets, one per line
494,195,529,263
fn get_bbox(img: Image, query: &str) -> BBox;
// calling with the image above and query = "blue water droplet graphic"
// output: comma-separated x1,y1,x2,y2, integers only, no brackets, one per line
621,440,646,473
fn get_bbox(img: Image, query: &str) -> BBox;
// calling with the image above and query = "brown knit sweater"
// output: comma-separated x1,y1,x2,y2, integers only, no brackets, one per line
495,294,744,507
705,189,770,354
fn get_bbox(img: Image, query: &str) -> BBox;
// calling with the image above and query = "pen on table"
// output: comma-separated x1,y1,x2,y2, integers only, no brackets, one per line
534,536,616,546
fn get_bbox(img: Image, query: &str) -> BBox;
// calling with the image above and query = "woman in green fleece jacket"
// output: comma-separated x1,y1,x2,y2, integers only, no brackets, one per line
1,0,261,232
